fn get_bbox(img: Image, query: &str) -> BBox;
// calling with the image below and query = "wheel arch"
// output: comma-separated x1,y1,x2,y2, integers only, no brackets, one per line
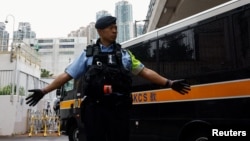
66,117,78,134
178,120,211,141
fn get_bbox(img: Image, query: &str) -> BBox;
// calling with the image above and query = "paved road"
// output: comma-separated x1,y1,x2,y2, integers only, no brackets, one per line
0,135,68,141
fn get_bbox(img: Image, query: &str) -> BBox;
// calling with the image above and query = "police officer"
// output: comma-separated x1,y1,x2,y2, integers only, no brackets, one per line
26,16,190,141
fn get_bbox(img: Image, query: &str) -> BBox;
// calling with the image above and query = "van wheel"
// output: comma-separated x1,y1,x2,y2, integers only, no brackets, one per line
185,136,208,141
68,125,79,141
179,127,209,141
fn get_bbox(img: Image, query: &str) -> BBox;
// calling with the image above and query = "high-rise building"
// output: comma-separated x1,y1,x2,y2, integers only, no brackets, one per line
15,22,36,39
96,10,111,21
14,22,36,47
115,0,134,43
0,22,36,52
68,23,97,45
0,22,9,51
136,23,144,37
68,26,87,37
86,22,97,45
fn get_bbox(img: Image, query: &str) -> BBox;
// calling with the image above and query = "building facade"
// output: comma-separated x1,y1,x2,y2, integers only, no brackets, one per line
35,37,87,76
0,22,9,51
96,10,111,20
86,22,97,45
68,24,97,45
0,22,36,52
15,22,36,39
14,22,36,46
135,23,144,37
115,0,134,43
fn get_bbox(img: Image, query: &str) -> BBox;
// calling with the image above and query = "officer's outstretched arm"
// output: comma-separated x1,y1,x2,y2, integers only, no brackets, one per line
26,72,72,106
138,67,190,95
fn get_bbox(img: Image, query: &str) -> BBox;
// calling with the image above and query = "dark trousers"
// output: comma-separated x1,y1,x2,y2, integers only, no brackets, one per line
82,96,132,141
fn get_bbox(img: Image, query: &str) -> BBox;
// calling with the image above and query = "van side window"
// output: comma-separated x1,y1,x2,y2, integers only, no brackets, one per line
64,79,74,92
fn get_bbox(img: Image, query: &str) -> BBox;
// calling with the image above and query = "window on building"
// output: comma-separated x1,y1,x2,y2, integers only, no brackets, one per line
38,39,53,43
39,45,53,49
59,39,74,43
59,51,74,55
59,45,74,48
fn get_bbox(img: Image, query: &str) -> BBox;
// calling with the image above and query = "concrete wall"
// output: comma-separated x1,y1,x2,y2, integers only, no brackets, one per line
0,95,16,135
0,95,27,135
0,46,54,135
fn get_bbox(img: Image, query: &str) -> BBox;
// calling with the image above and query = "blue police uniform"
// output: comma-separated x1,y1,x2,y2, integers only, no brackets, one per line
65,44,144,79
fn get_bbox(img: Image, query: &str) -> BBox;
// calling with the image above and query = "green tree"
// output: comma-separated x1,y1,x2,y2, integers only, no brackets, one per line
40,69,53,78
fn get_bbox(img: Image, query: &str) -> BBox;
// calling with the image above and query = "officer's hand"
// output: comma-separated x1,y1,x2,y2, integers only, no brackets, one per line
25,89,45,106
166,79,191,95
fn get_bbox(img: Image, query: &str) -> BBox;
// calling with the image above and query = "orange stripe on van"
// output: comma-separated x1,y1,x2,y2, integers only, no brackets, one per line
132,79,250,104
60,100,74,109
60,99,81,109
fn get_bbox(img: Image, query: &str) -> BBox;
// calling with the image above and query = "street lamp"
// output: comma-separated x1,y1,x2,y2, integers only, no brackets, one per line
5,14,16,62
5,14,16,102
134,19,149,37
5,14,16,40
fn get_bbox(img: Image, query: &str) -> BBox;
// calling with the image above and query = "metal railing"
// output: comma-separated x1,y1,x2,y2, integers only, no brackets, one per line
0,39,41,67
27,109,60,137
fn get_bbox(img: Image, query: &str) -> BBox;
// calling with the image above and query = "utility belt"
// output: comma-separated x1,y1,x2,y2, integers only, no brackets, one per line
84,93,132,107
80,93,132,122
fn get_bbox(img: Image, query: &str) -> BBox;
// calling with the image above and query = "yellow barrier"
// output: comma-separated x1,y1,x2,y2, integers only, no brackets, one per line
27,109,60,137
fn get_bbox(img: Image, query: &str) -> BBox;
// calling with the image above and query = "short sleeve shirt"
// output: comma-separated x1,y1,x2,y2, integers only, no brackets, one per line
65,44,144,79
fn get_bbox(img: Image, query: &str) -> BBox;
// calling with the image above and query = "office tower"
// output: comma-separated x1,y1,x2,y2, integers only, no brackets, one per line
14,22,36,40
136,23,144,37
68,26,87,37
14,22,36,47
68,23,97,45
0,22,9,51
115,0,133,43
86,22,97,45
96,10,111,21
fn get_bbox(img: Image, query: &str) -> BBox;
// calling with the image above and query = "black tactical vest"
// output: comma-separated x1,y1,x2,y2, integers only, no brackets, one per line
84,42,132,99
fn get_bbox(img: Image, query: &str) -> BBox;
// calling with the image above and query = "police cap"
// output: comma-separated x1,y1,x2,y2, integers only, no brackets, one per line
95,16,116,29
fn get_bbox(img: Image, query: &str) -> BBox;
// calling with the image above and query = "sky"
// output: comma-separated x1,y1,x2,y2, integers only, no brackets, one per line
0,0,150,38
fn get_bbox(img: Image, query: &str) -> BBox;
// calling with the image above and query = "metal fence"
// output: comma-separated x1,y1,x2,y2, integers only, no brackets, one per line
0,70,48,96
27,109,60,137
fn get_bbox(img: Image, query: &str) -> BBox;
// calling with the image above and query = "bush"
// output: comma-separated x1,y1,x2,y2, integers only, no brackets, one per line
0,84,25,96
0,85,12,95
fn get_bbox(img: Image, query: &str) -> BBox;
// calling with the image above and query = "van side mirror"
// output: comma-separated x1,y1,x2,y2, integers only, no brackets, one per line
56,88,61,97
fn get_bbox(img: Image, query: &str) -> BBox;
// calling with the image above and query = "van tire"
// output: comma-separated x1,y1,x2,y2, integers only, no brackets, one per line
179,128,209,141
68,125,79,141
